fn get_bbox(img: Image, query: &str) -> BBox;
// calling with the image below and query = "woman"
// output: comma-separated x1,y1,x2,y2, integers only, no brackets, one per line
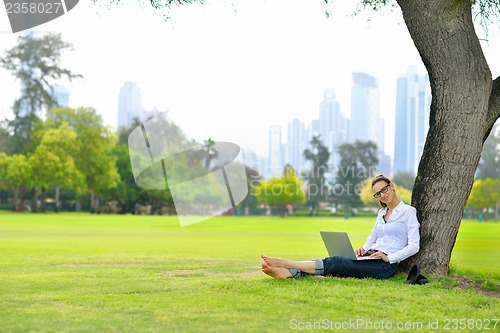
261,174,420,279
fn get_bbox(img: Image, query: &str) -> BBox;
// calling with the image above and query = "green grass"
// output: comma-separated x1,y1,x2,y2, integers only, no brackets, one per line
0,213,498,332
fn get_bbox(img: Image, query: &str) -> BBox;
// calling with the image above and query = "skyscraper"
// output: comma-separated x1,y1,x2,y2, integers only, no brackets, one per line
393,66,431,175
118,82,142,129
286,119,306,174
349,72,381,146
318,88,348,170
268,125,283,178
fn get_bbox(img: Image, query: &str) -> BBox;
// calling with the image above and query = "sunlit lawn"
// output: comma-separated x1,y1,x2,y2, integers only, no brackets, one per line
0,212,498,332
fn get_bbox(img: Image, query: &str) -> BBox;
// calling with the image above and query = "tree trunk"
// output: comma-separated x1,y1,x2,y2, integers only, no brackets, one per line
40,188,46,213
55,185,60,212
397,0,500,275
17,184,26,212
14,186,19,211
32,187,38,213
90,193,100,213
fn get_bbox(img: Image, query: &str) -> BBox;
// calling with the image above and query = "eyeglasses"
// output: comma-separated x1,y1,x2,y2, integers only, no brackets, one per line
373,183,391,198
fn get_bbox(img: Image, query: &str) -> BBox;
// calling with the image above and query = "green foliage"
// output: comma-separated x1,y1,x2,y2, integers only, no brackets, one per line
467,178,500,219
0,153,8,190
359,178,412,207
202,138,217,170
392,171,416,191
101,144,143,213
238,166,261,211
5,154,30,189
0,33,81,154
4,154,30,211
112,115,203,214
334,140,378,210
257,166,306,216
28,124,85,211
46,107,120,197
302,136,330,215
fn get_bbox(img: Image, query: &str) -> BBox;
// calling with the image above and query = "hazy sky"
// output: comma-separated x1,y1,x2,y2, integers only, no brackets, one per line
1,0,499,158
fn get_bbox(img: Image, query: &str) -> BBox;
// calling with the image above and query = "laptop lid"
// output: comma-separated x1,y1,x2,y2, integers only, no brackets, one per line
320,231,357,260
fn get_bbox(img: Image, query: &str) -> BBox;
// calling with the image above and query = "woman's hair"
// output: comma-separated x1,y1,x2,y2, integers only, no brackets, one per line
371,174,391,208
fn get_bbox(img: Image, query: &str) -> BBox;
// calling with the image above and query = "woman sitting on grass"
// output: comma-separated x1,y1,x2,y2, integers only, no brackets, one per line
261,174,420,280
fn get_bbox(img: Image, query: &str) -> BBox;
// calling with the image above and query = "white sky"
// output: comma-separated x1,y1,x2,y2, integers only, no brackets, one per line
1,0,499,158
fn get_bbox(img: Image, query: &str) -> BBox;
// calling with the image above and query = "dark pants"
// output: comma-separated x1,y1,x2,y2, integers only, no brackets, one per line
289,256,398,280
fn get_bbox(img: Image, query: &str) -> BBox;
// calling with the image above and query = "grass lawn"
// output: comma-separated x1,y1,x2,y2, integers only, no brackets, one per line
0,212,498,332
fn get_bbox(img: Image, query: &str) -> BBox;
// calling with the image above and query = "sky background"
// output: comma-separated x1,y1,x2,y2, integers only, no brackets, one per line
1,0,499,159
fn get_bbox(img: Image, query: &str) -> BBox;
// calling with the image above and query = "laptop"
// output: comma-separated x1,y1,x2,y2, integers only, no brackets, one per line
320,231,381,261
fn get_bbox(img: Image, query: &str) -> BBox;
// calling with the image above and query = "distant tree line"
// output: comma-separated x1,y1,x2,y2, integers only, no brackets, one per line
1,32,498,219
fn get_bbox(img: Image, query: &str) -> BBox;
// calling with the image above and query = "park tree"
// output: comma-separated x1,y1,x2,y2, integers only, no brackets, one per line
257,165,306,217
334,141,378,213
103,144,143,214
466,178,500,220
0,153,11,206
238,166,262,214
99,0,500,274
28,124,84,212
5,154,31,212
0,33,80,154
384,0,500,274
302,136,330,216
202,138,218,170
45,107,119,212
0,153,8,189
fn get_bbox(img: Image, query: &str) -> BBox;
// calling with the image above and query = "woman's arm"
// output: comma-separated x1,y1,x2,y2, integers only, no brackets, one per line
362,219,380,253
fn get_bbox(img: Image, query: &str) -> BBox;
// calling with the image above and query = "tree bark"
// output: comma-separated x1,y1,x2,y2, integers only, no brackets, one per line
396,0,500,275
55,185,60,212
40,188,46,213
14,186,20,211
32,187,38,213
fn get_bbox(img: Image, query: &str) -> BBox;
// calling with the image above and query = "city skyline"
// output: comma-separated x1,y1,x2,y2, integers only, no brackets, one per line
264,71,396,179
1,1,499,160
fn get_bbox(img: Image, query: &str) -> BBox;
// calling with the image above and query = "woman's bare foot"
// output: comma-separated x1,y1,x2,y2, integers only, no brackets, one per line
261,262,291,279
261,254,284,268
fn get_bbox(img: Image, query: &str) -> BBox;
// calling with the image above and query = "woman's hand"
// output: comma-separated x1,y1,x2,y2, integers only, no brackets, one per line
355,247,367,256
370,250,389,262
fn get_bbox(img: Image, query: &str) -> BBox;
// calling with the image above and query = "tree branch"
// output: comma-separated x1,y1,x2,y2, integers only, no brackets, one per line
485,75,500,141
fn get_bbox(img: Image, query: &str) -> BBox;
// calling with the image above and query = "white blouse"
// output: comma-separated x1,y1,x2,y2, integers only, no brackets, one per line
362,200,420,264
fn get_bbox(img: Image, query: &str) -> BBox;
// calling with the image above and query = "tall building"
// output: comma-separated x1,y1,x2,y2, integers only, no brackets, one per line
268,125,283,178
286,119,306,174
241,148,266,179
349,72,381,146
52,84,69,107
393,66,431,175
318,88,348,170
118,82,143,128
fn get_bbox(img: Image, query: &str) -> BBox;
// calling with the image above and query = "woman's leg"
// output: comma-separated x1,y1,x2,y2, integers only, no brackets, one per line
261,254,397,280
261,262,292,279
261,254,316,274
322,256,398,279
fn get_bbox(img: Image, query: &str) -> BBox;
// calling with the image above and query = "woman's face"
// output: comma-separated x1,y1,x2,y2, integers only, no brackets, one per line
372,181,393,204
